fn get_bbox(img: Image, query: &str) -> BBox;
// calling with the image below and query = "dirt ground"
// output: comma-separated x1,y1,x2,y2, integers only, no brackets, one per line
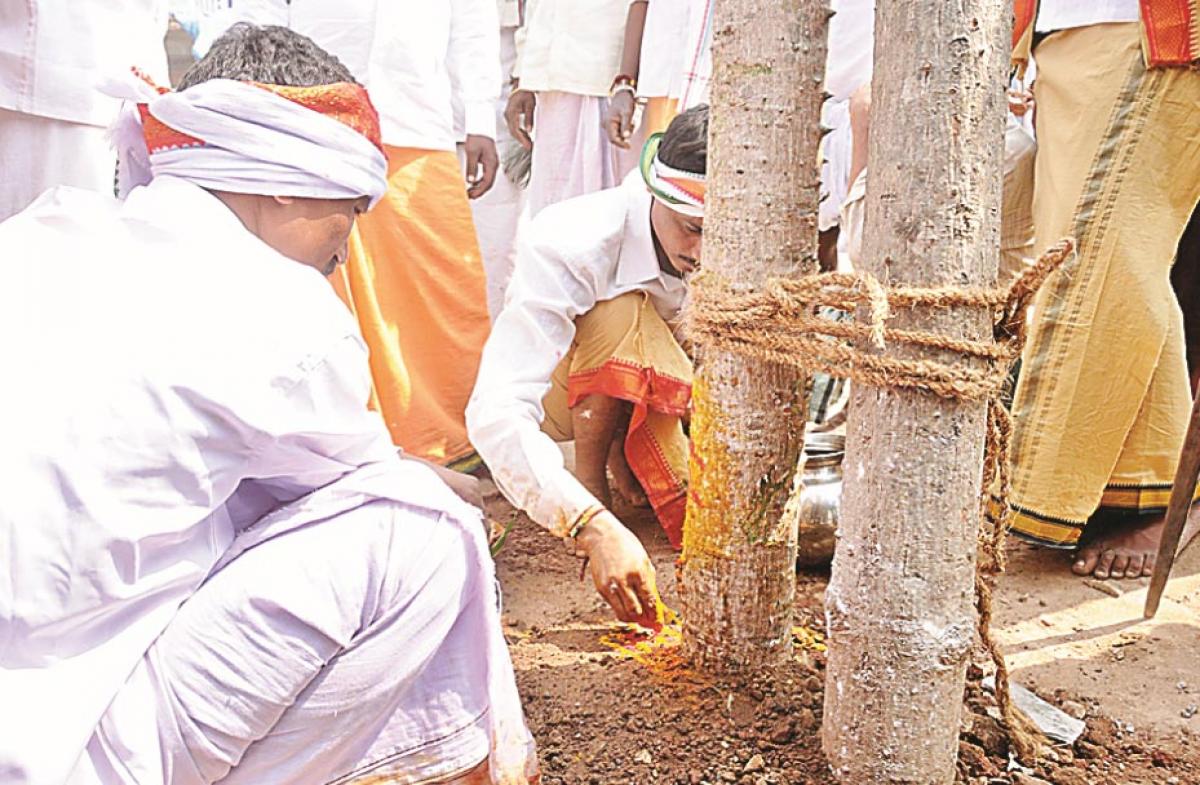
487,483,1200,784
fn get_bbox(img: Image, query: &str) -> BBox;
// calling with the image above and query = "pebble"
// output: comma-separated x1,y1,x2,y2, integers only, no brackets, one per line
1182,704,1197,719
1011,774,1052,785
1082,578,1122,597
742,754,765,774
1060,700,1087,720
768,718,795,744
634,749,653,765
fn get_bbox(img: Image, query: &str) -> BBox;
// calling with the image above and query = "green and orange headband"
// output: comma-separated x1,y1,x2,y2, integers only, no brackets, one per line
639,132,706,217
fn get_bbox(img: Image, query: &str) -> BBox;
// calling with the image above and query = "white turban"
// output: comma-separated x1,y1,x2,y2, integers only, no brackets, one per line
106,75,389,208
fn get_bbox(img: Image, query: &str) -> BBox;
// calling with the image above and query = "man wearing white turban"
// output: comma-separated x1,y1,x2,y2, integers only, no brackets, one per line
0,24,535,785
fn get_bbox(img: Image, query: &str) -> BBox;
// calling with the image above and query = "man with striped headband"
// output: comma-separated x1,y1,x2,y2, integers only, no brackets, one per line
0,24,535,785
469,105,708,625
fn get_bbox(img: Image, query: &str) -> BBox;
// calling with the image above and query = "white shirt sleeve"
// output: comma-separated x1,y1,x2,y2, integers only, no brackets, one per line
466,231,606,536
449,0,502,139
243,332,398,507
510,0,533,81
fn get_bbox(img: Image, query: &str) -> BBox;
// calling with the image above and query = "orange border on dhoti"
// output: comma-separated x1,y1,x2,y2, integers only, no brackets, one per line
567,358,691,548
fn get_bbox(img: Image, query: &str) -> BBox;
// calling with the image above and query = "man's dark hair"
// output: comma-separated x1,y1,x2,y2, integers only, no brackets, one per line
658,104,708,176
177,24,356,90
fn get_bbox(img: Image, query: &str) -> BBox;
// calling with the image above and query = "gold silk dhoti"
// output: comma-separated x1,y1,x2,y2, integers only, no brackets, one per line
1009,23,1200,546
542,292,692,547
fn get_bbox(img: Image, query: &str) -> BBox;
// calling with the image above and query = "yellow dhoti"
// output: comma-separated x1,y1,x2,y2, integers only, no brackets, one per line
331,146,490,467
1009,23,1200,546
542,293,692,547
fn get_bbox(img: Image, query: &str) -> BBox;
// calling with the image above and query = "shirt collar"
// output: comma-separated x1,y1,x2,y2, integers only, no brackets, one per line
615,172,685,292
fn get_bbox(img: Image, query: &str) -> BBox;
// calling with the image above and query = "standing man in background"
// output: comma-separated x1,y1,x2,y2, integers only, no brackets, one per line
506,0,642,217
1007,0,1200,579
198,0,502,468
0,0,170,220
468,0,528,321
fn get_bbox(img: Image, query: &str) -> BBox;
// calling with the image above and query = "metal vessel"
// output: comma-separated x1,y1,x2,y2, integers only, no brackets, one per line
795,431,844,568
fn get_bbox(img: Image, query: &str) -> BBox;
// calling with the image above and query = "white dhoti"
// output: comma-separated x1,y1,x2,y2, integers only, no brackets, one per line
819,99,853,235
527,91,642,218
64,463,534,785
468,27,528,321
0,108,115,221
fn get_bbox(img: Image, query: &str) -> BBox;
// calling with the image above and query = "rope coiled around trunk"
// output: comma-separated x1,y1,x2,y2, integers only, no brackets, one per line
685,237,1077,761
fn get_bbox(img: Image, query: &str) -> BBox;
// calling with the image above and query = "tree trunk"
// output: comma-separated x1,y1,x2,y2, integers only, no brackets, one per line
680,0,827,674
820,2,1009,783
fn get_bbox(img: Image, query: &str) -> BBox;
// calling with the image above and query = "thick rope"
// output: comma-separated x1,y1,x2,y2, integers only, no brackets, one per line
686,238,1076,761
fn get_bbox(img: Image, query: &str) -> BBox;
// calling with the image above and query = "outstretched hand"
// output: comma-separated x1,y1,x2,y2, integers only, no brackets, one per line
574,510,660,629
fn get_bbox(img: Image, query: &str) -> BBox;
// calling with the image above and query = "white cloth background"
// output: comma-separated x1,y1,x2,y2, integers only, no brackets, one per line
0,109,114,221
637,0,691,99
466,26,527,321
190,0,501,150
526,91,642,218
514,0,631,97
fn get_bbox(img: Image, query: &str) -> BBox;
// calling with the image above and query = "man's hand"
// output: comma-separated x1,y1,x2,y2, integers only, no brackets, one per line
574,510,659,628
463,135,499,199
405,452,483,508
1007,87,1034,117
504,89,536,150
605,91,637,149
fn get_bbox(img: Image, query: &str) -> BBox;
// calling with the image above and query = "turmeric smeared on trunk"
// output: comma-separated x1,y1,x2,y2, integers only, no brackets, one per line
677,0,828,676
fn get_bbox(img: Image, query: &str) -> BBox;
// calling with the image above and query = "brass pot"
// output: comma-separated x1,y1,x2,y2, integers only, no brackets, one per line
795,431,844,569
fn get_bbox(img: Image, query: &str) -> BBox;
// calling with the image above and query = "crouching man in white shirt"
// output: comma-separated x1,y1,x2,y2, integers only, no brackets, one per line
468,106,708,627
0,24,535,785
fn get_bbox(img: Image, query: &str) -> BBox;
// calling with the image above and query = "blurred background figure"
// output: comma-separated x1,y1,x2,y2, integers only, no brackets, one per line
506,0,641,217
0,0,170,221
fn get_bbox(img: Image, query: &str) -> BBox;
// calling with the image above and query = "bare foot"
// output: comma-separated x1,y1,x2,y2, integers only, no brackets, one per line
607,438,649,508
1072,504,1200,580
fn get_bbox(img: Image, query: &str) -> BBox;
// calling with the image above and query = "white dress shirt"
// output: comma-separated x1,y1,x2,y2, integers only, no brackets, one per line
637,0,692,99
0,176,397,784
195,0,501,149
824,0,875,102
467,173,686,535
497,0,521,28
514,0,635,96
0,0,168,127
1035,0,1139,32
